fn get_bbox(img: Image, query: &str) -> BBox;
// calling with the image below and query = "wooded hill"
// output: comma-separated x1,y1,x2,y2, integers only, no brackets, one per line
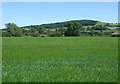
1,19,119,37
21,20,99,29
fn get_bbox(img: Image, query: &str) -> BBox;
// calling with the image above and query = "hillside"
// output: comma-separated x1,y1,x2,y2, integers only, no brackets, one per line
96,21,107,26
21,20,100,29
2,19,119,37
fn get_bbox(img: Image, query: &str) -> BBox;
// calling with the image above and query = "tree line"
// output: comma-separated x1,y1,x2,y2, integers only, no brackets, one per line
1,21,119,37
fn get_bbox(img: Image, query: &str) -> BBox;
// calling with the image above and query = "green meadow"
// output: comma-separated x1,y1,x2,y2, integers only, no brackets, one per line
2,37,118,82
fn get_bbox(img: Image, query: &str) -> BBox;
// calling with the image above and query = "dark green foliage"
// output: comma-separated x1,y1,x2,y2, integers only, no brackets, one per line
5,23,17,29
32,33,40,37
90,29,94,36
105,23,118,27
110,34,120,37
2,32,11,37
29,28,41,37
65,22,82,36
100,30,103,36
2,20,117,37
56,28,66,32
41,22,67,29
0,30,2,37
118,23,120,27
92,25,108,30
48,31,63,37
104,32,112,36
87,27,91,31
15,30,23,37
5,23,23,37
30,28,37,33
69,20,98,26
37,26,45,34
83,28,86,32
74,29,81,36
21,20,98,29
22,29,28,33
88,30,112,36
105,23,110,26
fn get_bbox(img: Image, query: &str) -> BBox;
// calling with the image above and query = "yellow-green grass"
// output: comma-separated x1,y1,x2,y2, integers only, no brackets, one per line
96,22,106,26
2,37,118,82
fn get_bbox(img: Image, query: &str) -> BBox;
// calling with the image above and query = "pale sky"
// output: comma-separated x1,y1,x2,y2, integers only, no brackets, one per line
1,2,119,29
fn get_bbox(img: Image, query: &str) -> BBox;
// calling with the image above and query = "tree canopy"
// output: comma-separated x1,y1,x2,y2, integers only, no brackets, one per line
5,23,22,37
65,22,82,36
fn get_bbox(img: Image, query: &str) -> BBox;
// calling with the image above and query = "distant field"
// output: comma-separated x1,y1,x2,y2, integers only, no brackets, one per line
2,37,118,82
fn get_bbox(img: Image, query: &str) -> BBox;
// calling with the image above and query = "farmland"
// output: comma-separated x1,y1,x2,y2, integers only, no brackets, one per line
2,37,118,82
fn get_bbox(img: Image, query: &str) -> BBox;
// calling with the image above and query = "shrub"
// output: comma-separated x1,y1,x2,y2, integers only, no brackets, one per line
110,34,120,37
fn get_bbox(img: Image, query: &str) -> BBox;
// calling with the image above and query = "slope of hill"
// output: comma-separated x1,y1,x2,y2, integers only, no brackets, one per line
21,20,99,29
96,21,107,26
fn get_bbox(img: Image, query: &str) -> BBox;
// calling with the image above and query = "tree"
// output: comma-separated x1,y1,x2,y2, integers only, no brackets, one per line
32,33,40,37
7,27,15,36
87,27,90,31
65,22,74,36
2,31,11,37
5,23,18,29
65,22,82,36
37,26,45,34
31,28,36,33
74,29,81,36
0,30,2,37
5,23,22,37
102,26,108,30
48,31,62,37
105,23,110,26
100,30,103,36
90,29,94,36
83,28,86,32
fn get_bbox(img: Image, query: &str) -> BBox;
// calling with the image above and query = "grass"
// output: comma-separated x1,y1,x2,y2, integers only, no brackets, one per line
2,37,118,82
96,22,106,26
0,37,2,83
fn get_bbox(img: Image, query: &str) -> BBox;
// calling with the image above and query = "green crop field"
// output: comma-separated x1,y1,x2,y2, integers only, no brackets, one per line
2,37,118,82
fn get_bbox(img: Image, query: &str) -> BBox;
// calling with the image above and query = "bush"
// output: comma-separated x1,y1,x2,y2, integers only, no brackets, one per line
110,34,120,37
2,32,11,37
48,32,63,37
32,33,40,37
